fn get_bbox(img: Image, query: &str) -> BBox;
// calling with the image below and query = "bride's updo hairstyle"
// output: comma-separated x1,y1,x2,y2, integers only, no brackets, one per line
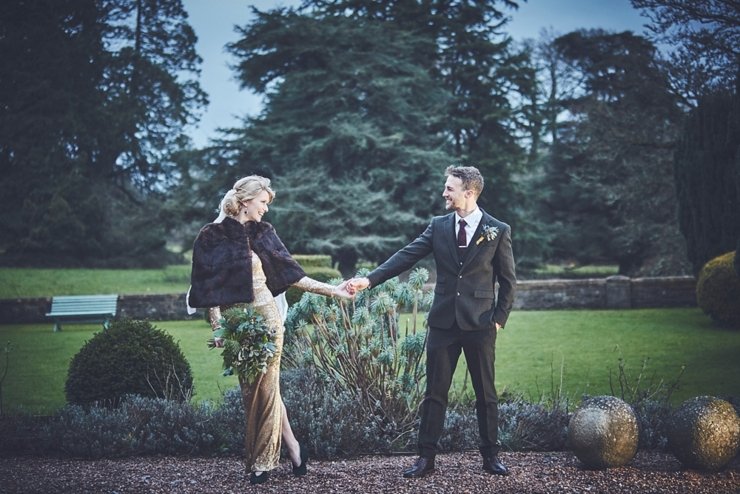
219,175,275,218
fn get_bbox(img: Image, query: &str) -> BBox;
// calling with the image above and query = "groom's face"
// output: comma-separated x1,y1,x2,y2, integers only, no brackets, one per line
442,175,466,211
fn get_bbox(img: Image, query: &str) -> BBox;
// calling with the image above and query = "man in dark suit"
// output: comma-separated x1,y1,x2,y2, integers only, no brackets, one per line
349,165,516,478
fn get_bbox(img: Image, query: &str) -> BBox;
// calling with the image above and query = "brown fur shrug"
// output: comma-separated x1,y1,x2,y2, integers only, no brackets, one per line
188,217,306,308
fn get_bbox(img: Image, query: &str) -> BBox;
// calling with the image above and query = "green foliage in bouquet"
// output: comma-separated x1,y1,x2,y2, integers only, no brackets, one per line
209,307,277,384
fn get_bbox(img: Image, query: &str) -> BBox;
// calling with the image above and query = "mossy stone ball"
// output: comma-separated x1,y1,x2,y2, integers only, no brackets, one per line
568,396,639,469
668,396,740,471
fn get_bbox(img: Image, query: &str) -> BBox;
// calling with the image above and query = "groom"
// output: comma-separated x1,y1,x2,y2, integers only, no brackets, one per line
350,165,516,477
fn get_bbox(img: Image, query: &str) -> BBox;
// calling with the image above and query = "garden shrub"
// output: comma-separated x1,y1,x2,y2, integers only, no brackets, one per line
608,356,681,450
0,415,50,457
65,319,194,407
439,399,481,452
284,268,432,448
206,387,246,454
0,386,687,459
37,395,233,458
281,367,376,457
498,396,570,452
282,366,510,456
632,398,672,450
696,251,740,329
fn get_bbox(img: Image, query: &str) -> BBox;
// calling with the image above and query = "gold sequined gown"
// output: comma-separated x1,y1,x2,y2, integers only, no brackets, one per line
208,252,334,473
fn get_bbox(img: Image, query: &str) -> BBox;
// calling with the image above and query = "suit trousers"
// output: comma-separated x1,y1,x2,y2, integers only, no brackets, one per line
418,323,499,458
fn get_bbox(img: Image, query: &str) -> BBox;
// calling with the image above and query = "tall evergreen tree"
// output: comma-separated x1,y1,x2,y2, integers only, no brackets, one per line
212,1,546,271
543,30,690,275
633,0,739,275
428,1,544,269
315,1,543,266
98,0,207,189
0,0,107,263
0,0,205,266
222,9,453,269
674,89,739,274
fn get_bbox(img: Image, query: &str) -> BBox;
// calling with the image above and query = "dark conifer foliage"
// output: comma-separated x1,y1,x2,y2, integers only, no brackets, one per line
0,0,205,266
674,90,739,274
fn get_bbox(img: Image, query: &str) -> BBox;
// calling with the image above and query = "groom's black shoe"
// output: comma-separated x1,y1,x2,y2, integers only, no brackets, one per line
482,455,509,476
403,456,435,478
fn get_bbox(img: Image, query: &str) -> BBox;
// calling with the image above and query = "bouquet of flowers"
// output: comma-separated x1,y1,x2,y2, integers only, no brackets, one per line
208,306,277,384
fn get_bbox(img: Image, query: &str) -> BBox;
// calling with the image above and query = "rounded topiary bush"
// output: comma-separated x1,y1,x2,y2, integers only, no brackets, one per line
668,395,740,471
568,396,639,469
696,251,740,329
65,319,194,407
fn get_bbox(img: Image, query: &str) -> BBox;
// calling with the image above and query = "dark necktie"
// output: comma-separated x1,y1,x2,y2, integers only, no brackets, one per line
457,219,467,247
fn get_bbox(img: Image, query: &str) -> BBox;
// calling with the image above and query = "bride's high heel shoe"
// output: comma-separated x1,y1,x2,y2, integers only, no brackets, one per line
249,470,270,485
292,444,309,476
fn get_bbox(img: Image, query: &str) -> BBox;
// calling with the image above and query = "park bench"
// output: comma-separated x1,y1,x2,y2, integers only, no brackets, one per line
46,294,118,332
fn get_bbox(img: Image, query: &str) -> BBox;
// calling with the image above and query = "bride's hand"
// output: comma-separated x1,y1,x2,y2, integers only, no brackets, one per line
333,280,356,299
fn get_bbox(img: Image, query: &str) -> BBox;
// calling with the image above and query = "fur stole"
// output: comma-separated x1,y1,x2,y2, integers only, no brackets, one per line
188,217,306,308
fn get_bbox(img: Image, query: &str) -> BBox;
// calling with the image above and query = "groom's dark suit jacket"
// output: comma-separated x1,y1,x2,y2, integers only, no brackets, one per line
367,209,516,330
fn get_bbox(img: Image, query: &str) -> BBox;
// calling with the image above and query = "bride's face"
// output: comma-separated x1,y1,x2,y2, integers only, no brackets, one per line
242,189,271,222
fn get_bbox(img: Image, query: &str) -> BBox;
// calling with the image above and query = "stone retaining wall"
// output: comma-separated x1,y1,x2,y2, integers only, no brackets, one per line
513,275,697,310
0,276,696,325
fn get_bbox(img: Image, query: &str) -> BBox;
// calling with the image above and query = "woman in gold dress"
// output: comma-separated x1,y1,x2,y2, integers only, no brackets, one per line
187,175,352,485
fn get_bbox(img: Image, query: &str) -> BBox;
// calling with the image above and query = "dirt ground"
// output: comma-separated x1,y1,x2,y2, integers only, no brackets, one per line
1,451,738,493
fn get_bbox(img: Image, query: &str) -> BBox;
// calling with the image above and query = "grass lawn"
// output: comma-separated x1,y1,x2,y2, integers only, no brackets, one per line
0,320,238,415
0,266,191,298
491,308,740,405
1,308,738,415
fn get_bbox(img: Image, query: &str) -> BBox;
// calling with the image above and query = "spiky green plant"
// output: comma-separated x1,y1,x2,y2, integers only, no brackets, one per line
285,268,433,444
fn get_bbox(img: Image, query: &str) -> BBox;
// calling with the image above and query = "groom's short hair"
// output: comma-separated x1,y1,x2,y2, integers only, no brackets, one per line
445,165,484,198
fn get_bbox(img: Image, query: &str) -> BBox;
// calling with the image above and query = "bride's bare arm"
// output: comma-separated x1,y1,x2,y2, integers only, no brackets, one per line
292,277,353,298
207,307,222,330
207,306,224,347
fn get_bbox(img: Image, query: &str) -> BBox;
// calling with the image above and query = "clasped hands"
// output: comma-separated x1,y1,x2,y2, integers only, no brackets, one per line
332,277,370,299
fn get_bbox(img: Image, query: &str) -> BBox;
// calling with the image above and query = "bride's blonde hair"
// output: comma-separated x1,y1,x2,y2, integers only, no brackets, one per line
219,175,275,218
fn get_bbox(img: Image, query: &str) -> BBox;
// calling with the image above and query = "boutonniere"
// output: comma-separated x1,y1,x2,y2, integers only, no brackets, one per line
476,225,499,245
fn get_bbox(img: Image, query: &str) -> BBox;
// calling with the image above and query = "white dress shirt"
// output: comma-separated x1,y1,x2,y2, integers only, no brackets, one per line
455,208,482,247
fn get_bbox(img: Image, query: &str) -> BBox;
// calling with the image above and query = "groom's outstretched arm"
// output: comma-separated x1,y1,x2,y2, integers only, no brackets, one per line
350,222,435,293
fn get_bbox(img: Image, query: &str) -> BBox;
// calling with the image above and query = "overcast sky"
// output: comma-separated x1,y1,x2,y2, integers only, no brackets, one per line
181,0,649,147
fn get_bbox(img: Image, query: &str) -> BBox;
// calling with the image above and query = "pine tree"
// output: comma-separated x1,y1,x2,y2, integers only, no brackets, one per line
0,0,205,266
674,89,740,274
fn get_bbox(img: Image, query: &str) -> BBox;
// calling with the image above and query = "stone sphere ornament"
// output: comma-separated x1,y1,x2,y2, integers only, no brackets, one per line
568,396,639,469
668,395,740,471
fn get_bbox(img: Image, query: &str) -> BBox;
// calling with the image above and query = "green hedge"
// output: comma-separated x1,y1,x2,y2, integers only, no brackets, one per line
293,254,333,268
696,251,740,329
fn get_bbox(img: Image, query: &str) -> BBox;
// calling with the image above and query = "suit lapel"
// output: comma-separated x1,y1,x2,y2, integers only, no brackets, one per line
460,220,483,269
442,214,459,264
460,210,493,270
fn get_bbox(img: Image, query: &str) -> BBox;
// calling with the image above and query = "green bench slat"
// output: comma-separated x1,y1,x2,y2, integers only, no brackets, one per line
46,295,119,331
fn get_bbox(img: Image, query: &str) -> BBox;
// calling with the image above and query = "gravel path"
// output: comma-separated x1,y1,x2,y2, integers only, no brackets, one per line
1,451,738,493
